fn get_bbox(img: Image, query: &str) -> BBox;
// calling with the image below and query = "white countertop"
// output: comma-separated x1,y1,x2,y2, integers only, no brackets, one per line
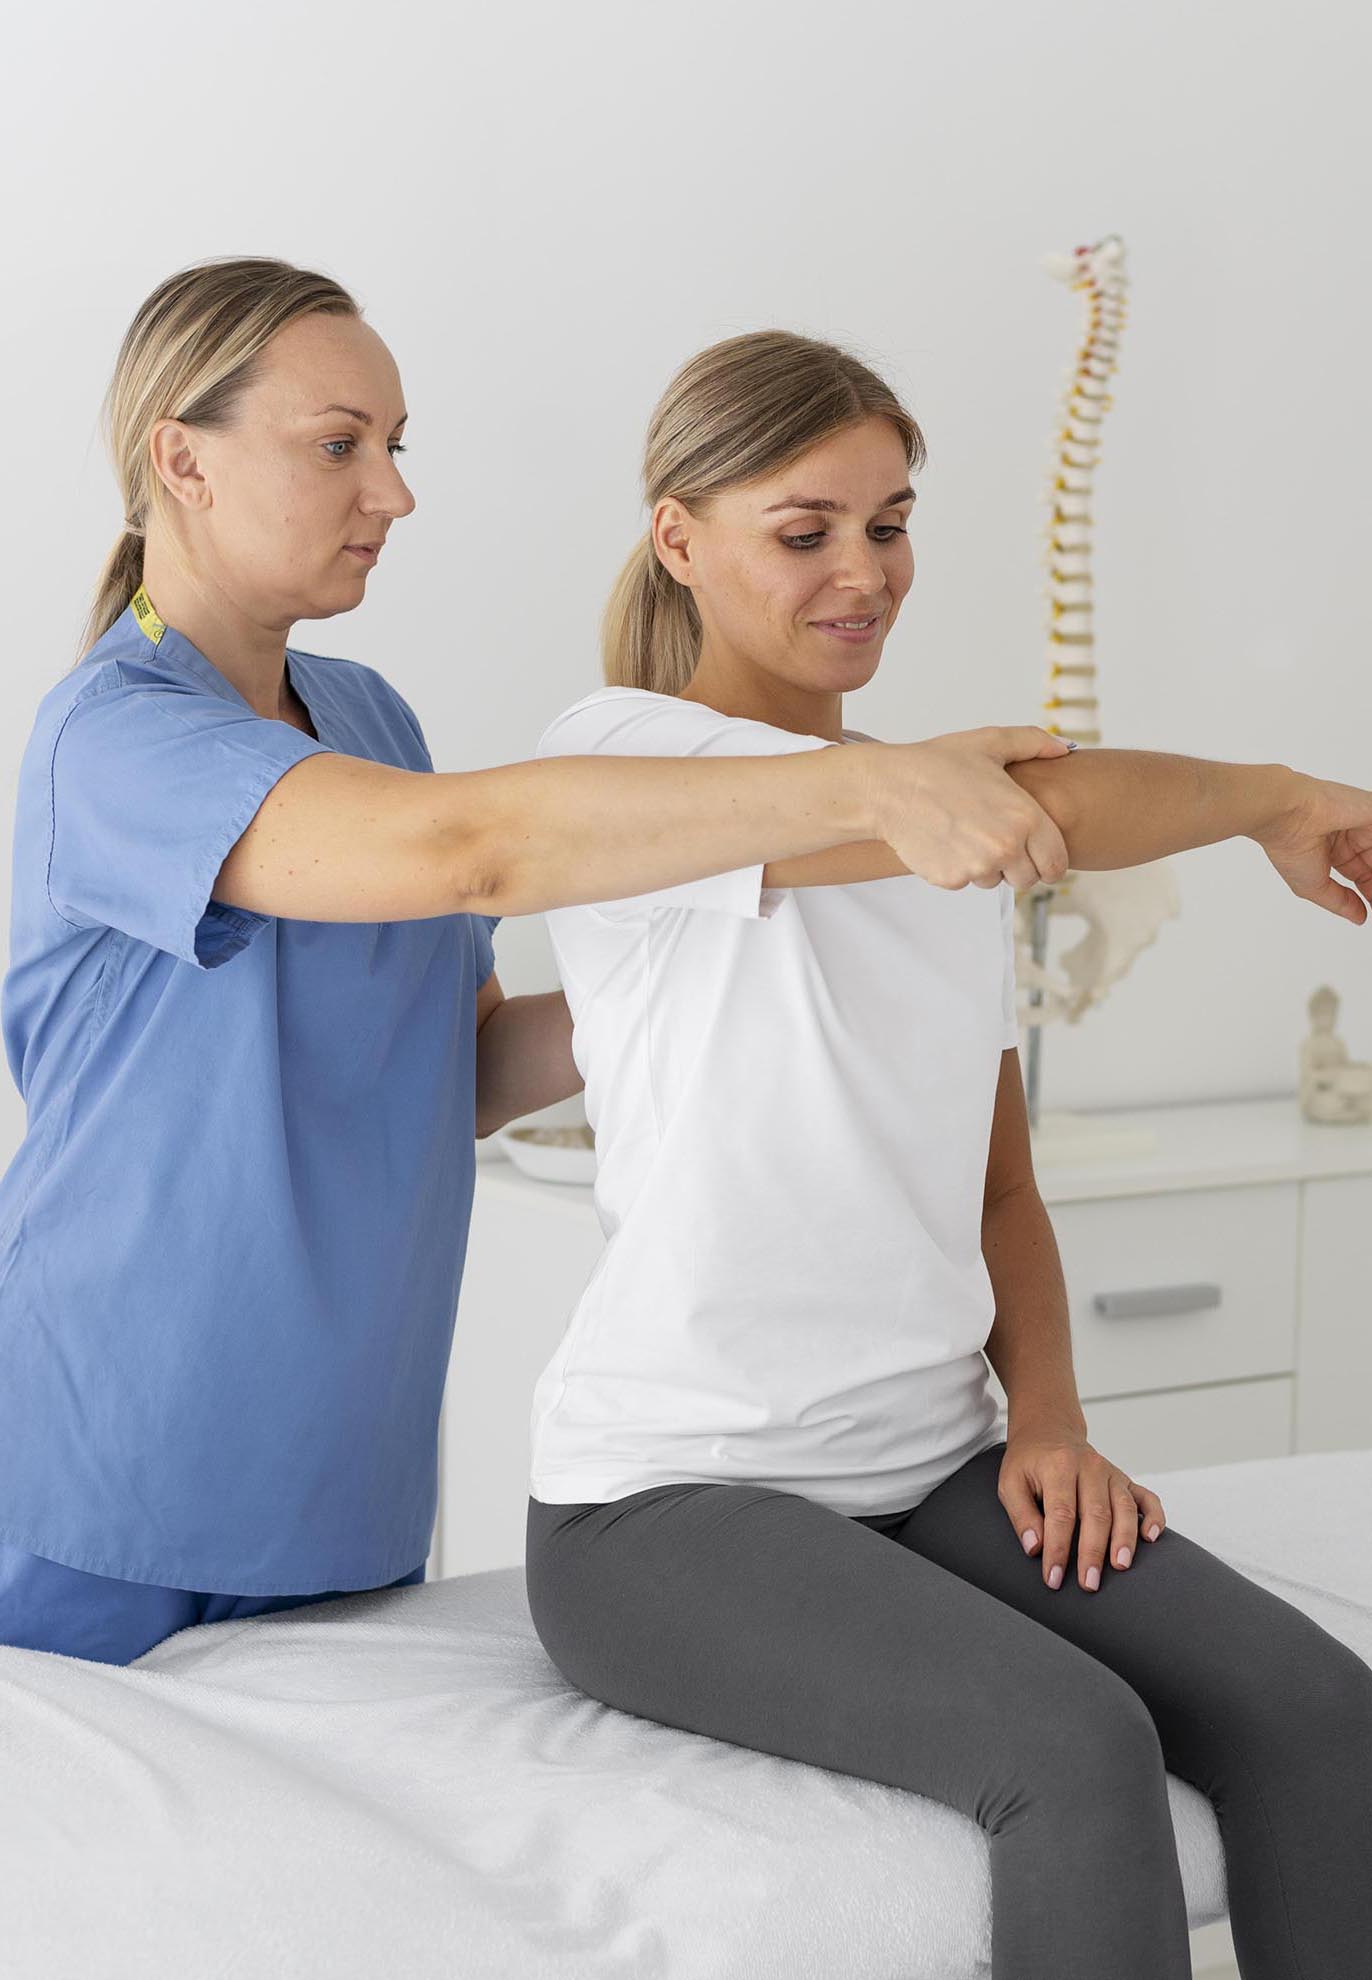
476,1092,1372,1209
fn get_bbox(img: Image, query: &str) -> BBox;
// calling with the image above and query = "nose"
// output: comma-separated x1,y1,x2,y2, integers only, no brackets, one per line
364,453,417,522
832,535,887,596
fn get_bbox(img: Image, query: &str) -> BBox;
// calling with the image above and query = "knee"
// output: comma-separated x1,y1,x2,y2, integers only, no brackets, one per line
1257,1628,1372,1754
986,1664,1165,1837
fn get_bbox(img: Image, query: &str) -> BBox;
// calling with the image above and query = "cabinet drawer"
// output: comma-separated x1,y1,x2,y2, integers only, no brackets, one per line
1044,1183,1299,1401
1081,1376,1293,1476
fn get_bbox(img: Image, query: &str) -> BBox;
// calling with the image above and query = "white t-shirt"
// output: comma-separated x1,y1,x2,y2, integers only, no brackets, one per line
528,686,1018,1516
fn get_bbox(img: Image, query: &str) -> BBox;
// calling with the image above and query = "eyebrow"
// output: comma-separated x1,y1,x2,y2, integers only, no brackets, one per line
761,486,916,514
310,404,409,429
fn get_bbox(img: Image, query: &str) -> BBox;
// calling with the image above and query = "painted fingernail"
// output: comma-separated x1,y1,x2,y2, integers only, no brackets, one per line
1021,1528,1038,1553
1116,1547,1132,1569
1065,739,1080,750
1085,1566,1100,1591
1147,1524,1160,1541
1048,1564,1063,1589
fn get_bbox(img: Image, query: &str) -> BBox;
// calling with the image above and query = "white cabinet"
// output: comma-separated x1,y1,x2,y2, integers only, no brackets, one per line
431,1096,1372,1579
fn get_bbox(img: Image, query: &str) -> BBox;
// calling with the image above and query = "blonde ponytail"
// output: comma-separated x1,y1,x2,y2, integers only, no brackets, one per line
86,530,148,655
600,532,701,697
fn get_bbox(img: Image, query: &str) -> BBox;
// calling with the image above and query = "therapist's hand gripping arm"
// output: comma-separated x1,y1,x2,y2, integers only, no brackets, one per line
781,749,1372,923
209,724,1077,924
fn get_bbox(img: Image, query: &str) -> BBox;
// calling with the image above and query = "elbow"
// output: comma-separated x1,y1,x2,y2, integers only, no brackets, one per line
438,820,517,916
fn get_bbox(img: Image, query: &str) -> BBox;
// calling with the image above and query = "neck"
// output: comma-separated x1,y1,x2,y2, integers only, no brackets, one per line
137,545,295,722
678,644,843,741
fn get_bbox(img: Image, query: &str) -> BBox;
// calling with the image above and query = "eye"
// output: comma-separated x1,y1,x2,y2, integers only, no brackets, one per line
323,439,408,459
780,525,908,550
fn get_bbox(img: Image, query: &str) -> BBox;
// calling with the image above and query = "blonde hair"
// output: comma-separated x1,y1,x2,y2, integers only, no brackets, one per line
78,255,360,662
602,330,927,696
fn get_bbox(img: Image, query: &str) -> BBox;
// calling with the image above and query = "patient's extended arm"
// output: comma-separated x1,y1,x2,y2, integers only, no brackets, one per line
766,751,1372,924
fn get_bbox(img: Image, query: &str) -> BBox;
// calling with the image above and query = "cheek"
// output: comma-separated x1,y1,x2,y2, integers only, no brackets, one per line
719,552,796,623
888,542,915,602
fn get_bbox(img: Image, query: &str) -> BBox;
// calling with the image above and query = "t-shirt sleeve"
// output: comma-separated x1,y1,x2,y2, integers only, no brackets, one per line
47,680,332,970
1000,880,1021,1048
536,693,835,919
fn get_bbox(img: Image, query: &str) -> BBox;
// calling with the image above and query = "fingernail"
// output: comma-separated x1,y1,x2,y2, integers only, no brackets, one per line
1116,1547,1132,1569
1147,1524,1160,1541
1021,1528,1038,1553
1085,1566,1100,1591
1065,739,1080,750
1048,1564,1063,1589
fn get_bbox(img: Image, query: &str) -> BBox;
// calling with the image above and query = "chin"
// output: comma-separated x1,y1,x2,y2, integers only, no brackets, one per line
307,586,365,621
828,649,884,692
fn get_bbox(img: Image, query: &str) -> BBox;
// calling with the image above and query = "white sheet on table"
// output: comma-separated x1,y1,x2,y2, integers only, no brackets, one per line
2,1450,1368,1980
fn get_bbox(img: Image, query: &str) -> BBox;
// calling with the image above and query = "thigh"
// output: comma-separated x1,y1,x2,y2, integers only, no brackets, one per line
895,1440,1371,1777
0,1539,198,1665
526,1481,1159,1829
205,1558,427,1625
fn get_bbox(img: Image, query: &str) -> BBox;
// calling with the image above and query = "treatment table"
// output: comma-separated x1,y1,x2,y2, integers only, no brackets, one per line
2,1449,1368,1978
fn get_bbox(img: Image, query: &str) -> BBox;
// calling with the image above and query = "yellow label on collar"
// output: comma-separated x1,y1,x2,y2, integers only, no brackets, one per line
130,584,166,646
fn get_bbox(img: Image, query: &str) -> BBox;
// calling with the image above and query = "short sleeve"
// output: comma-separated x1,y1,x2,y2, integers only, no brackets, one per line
472,912,500,987
48,681,332,970
1000,881,1021,1048
536,691,835,919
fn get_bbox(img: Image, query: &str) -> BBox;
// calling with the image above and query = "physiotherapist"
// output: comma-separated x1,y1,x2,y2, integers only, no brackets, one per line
0,256,1083,1666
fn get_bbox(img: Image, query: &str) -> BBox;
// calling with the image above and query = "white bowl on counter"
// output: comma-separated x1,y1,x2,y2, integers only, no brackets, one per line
498,1123,597,1185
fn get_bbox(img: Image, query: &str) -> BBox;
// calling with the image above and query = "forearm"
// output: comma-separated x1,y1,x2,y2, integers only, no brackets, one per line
1010,751,1298,870
475,990,583,1138
981,1185,1088,1434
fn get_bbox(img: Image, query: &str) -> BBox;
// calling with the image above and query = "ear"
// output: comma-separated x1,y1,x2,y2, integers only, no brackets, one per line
650,495,696,588
149,418,211,514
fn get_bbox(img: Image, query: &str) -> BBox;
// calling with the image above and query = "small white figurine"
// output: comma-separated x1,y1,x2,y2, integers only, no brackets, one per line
1299,985,1372,1125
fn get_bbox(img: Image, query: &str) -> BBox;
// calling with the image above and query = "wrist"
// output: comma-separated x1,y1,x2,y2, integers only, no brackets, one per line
1243,762,1302,844
1007,1395,1088,1441
840,737,893,846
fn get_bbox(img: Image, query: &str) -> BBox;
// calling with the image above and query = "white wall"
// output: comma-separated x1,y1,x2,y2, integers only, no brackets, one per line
3,0,1369,1167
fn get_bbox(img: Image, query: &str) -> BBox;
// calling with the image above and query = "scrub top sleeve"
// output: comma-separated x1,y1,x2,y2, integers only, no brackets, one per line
48,682,332,970
1000,880,1021,1048
473,912,500,986
536,696,835,920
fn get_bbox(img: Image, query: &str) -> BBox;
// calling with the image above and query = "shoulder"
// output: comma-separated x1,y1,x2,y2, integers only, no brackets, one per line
33,655,213,743
536,687,831,761
536,686,676,755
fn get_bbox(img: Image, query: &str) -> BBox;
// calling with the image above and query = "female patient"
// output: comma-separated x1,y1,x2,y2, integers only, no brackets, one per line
524,330,1372,1980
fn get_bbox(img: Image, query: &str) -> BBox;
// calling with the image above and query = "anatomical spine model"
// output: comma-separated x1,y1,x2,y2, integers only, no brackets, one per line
1016,234,1180,1135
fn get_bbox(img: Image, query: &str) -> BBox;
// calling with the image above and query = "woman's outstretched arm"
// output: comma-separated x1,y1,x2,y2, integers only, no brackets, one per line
772,751,1372,924
209,725,1074,922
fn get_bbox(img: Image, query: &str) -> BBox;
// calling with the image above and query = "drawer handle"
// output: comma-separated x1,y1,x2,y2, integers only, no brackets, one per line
1092,1282,1222,1321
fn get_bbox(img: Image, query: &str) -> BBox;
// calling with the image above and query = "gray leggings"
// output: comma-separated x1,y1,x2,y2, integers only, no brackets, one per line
525,1439,1372,1980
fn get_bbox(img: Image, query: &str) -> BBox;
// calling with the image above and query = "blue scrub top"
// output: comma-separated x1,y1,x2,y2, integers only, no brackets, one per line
0,595,497,1594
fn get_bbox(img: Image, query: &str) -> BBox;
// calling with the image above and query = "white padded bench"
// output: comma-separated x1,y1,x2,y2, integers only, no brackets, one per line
3,1450,1368,1978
